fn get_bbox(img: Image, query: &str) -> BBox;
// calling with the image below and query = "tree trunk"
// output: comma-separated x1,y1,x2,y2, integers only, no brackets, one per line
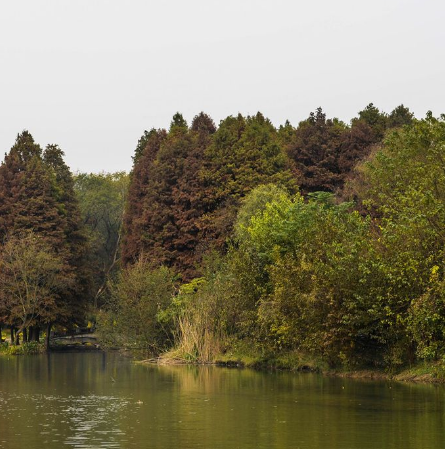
29,326,40,342
45,323,51,352
10,327,14,345
23,328,28,343
15,330,20,346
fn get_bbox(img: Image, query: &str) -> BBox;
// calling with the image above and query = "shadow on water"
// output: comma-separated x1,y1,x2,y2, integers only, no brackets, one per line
0,352,445,449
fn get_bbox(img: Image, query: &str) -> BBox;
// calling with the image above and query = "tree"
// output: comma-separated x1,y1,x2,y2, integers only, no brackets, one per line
387,104,414,129
0,131,89,333
234,183,291,243
354,103,387,141
135,113,196,273
0,232,70,346
123,113,216,279
97,259,175,355
122,129,166,264
337,120,376,178
351,113,445,363
286,108,348,193
43,145,91,320
0,131,43,239
234,190,380,364
75,172,129,305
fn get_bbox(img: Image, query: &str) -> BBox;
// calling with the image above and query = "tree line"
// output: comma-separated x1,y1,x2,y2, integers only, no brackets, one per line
4,102,445,372
101,103,445,371
122,104,413,280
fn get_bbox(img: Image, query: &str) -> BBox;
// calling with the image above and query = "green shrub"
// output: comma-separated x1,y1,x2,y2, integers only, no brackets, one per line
97,259,176,356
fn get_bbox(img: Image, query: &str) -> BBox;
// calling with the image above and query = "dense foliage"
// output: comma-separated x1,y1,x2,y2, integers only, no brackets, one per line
3,105,445,372
97,259,175,354
115,107,445,369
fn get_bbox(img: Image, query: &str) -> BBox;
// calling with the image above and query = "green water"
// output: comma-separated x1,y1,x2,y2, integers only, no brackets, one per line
0,352,444,448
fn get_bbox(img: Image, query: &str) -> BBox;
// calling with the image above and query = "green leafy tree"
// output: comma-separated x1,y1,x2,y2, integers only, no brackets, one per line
231,189,384,365
74,172,129,305
0,232,70,346
97,259,175,355
354,113,445,363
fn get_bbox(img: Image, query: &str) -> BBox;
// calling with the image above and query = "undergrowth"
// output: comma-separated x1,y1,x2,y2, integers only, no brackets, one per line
0,341,45,355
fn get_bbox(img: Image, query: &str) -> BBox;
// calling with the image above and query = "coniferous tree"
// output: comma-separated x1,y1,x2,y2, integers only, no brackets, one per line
122,129,167,264
0,131,43,239
172,113,216,277
0,132,89,339
286,108,347,194
354,103,388,141
337,120,376,178
387,104,414,129
124,114,214,278
13,156,66,249
43,144,91,324
137,113,193,272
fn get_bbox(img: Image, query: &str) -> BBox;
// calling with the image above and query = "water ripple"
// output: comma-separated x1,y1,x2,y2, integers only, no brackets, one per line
0,392,132,449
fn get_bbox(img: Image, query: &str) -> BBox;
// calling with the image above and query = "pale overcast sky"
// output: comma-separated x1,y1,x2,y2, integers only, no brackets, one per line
0,0,444,173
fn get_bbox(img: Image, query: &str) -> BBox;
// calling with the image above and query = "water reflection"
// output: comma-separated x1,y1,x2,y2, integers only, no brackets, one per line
0,353,445,448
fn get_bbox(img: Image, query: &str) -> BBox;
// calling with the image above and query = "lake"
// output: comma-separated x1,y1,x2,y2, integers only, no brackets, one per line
0,352,444,448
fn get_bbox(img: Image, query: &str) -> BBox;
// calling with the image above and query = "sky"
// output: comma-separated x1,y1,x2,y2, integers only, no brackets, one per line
0,0,444,173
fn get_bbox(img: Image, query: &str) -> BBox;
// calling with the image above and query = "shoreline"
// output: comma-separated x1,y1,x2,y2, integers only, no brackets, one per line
137,353,445,385
3,343,443,385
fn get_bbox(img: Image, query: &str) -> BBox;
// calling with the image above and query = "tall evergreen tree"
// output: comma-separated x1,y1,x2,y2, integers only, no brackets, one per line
172,113,216,277
136,113,194,273
354,103,388,141
0,131,43,238
286,108,347,194
43,144,91,323
0,132,89,336
122,128,167,264
387,104,414,129
124,114,214,278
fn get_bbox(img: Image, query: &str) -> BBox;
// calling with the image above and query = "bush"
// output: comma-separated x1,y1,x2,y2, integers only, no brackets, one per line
97,258,175,356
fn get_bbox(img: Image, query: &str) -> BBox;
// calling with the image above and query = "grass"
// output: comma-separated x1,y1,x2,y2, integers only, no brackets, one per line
392,361,445,383
0,341,45,355
216,342,327,372
156,337,445,385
